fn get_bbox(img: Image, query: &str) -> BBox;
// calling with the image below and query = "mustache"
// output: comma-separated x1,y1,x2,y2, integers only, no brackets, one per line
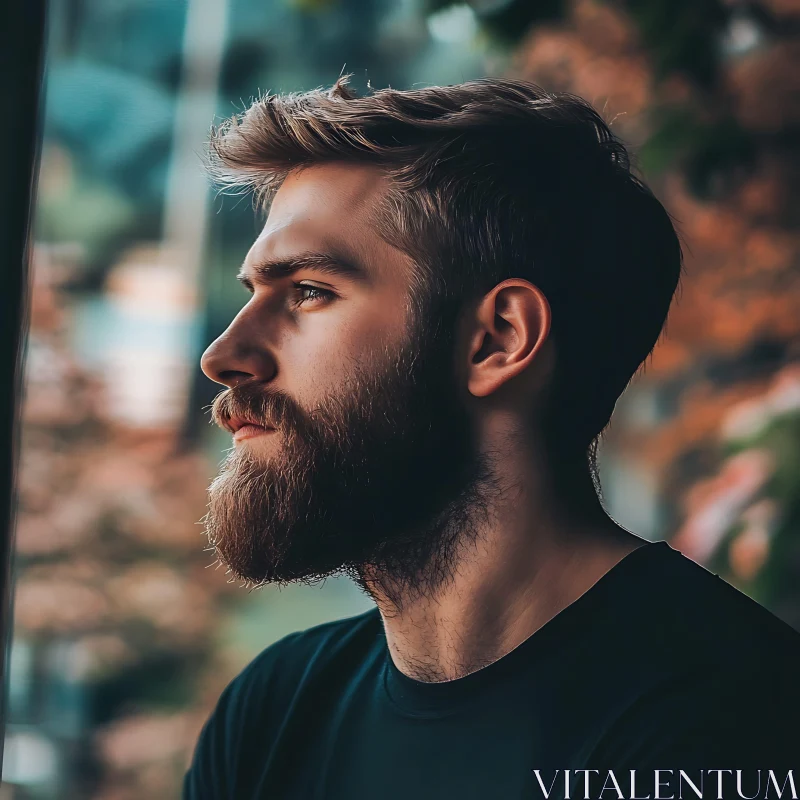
210,383,305,434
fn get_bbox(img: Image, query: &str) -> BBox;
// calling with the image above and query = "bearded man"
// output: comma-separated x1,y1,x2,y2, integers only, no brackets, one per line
184,78,800,799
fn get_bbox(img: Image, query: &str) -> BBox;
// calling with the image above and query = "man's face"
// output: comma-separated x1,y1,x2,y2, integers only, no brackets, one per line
200,163,492,603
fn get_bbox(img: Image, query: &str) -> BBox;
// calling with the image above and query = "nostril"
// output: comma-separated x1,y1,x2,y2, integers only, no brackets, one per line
218,370,254,388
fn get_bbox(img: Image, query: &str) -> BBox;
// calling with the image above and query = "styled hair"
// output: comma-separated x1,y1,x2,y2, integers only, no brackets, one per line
206,76,683,492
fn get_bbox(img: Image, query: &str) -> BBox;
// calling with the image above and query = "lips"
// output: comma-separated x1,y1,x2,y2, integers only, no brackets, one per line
233,424,274,442
224,415,276,440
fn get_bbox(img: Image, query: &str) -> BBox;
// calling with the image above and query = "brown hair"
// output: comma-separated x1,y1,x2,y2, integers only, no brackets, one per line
206,76,683,490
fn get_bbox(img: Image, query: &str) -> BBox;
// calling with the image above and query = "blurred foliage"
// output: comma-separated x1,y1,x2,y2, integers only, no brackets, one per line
9,252,244,797
637,111,758,197
746,412,800,617
427,0,565,45
623,0,729,85
431,0,800,199
674,368,800,628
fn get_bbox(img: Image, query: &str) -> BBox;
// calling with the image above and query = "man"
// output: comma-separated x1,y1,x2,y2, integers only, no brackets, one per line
184,78,800,799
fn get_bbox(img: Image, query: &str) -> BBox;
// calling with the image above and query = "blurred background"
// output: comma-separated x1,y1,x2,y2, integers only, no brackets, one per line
3,0,799,797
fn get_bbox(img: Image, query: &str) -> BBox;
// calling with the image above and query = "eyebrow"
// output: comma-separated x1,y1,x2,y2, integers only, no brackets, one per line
237,251,369,289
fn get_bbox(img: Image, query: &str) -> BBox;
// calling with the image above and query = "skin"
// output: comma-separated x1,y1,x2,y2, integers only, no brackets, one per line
201,162,646,683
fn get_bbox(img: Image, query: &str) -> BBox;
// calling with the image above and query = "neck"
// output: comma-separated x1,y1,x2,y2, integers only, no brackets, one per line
359,428,645,683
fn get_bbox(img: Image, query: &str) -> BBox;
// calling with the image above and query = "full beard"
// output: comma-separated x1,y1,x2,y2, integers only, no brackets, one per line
203,309,498,611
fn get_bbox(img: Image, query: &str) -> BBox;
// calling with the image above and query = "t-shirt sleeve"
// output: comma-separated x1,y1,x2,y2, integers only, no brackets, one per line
182,632,304,800
182,678,239,800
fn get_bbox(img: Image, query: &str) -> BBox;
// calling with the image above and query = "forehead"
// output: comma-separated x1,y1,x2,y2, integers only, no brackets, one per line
249,162,404,277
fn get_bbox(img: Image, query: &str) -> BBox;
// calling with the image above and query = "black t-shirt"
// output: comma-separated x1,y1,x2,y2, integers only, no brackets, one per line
183,541,800,799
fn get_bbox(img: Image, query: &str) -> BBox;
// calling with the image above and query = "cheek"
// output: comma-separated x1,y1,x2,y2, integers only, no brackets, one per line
280,302,407,400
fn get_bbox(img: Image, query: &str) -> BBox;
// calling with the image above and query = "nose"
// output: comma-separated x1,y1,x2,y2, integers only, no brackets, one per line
200,323,277,388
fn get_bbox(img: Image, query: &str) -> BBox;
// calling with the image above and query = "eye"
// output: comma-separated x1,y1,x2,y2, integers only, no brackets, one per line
292,282,336,307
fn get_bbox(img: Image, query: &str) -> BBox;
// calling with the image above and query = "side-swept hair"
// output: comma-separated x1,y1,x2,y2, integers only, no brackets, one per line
207,76,683,488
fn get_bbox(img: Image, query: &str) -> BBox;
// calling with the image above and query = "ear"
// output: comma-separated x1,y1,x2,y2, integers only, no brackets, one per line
465,279,552,399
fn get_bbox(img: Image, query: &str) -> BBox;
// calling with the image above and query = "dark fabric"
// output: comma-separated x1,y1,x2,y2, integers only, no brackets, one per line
183,541,800,799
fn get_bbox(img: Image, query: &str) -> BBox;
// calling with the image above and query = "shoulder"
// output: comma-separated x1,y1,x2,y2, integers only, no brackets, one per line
590,545,800,768
620,542,800,673
217,604,382,723
182,606,381,799
592,658,800,771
